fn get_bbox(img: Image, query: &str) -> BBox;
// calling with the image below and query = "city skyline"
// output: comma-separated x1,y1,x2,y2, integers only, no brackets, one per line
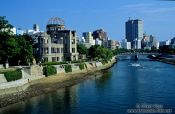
0,0,175,41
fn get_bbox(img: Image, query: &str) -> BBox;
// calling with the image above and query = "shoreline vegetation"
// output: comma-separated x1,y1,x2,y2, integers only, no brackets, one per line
0,58,117,109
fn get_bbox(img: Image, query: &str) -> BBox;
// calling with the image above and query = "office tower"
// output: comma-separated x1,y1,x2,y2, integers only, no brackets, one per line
33,24,40,32
125,19,143,48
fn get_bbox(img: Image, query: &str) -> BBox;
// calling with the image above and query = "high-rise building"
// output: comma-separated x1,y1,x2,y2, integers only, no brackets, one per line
92,29,107,41
33,24,40,32
149,35,159,49
16,28,24,35
125,19,143,48
171,37,175,45
165,39,171,45
121,39,131,50
82,32,94,45
92,29,108,48
133,39,141,49
108,40,118,50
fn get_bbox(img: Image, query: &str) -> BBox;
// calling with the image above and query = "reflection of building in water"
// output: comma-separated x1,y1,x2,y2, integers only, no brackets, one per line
47,86,78,113
19,85,78,114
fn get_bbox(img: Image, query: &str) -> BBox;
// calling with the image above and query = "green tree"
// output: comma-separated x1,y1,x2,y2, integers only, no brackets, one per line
0,16,34,65
77,44,88,55
16,35,33,65
88,45,113,61
0,16,13,33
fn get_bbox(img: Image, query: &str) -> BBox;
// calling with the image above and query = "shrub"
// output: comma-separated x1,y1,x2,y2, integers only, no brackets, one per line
64,65,72,73
43,65,57,76
84,63,87,69
79,63,85,70
72,60,87,63
42,62,67,66
4,69,22,82
101,60,108,65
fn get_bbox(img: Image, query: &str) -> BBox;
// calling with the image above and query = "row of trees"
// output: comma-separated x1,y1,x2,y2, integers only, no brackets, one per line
77,44,113,61
77,44,166,62
159,45,175,54
0,16,34,65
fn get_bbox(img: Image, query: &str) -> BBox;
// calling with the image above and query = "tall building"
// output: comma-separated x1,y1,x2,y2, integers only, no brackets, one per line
134,39,141,49
171,37,175,45
149,35,159,49
33,24,40,32
125,19,143,48
165,39,171,45
95,38,102,45
16,28,25,35
170,37,175,49
92,29,108,48
108,40,118,50
92,29,107,41
141,33,150,49
82,32,94,45
121,39,131,50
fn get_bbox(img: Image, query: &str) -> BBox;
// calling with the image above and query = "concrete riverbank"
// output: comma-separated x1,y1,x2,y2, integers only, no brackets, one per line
157,59,175,65
148,54,175,65
0,58,117,108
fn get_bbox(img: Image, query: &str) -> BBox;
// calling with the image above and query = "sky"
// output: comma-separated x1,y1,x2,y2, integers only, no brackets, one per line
0,0,175,41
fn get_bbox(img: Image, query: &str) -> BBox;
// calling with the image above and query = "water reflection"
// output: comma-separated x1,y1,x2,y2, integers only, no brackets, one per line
95,71,112,87
0,86,78,114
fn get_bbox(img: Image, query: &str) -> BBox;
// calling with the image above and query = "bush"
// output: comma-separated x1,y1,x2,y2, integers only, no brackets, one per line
101,60,108,65
42,62,67,66
79,63,85,70
72,60,87,63
64,65,72,73
4,69,22,82
43,65,57,76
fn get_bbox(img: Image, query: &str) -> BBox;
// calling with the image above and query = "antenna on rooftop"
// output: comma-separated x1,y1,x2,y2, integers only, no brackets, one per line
129,17,131,20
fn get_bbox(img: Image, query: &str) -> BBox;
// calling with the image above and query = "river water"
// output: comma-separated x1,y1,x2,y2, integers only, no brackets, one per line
0,55,175,114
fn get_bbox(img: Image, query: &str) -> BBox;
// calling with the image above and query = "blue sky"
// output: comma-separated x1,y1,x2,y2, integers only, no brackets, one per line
0,0,175,41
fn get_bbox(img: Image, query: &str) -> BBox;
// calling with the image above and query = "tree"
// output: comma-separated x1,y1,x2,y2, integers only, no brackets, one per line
88,45,113,61
16,35,33,65
0,16,13,33
0,16,34,65
77,44,88,55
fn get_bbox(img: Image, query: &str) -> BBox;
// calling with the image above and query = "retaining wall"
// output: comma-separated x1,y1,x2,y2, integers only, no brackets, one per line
0,58,116,95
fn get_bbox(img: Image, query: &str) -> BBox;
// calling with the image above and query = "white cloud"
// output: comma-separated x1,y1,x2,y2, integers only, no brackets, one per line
145,7,175,13
123,3,153,9
122,3,175,14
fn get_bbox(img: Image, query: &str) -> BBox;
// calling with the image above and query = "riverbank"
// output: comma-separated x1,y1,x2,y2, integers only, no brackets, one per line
157,59,175,65
147,54,175,65
0,59,117,108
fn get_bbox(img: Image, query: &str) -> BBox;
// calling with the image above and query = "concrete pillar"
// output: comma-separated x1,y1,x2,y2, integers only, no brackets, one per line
5,62,9,69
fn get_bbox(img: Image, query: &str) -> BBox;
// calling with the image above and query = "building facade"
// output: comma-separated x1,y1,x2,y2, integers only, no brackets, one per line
125,19,143,48
121,39,131,50
92,29,108,48
108,40,118,50
82,32,95,45
37,17,78,62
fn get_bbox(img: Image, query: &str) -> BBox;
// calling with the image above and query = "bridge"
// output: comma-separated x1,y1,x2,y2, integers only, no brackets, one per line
116,53,157,61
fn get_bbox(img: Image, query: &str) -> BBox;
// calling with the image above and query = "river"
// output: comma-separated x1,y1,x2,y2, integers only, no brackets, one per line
0,55,175,114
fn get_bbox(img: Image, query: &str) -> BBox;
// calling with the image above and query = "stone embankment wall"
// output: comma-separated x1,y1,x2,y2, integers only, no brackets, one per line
0,65,44,95
0,57,116,96
0,74,7,83
0,57,117,108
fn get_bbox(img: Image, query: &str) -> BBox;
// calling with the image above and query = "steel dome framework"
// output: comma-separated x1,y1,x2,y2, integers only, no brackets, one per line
48,17,65,25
